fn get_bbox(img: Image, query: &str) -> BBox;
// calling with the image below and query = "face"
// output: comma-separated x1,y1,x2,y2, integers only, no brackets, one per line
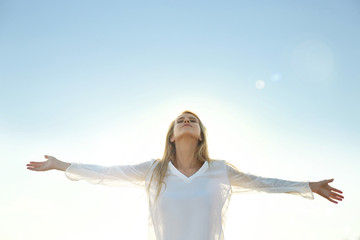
170,113,202,143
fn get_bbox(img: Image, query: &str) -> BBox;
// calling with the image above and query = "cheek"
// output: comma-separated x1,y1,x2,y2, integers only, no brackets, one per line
195,126,202,134
173,125,181,134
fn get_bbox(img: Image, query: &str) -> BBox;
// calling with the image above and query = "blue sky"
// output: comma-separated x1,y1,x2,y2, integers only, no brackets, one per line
1,1,359,239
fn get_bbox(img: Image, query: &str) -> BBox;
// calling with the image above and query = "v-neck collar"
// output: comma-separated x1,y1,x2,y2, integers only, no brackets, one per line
169,160,209,182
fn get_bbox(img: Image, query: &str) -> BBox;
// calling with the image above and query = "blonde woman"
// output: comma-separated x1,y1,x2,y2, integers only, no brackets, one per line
26,110,344,240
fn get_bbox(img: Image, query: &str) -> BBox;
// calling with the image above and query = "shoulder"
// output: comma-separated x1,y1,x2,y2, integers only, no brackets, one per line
208,159,240,171
129,159,159,171
208,159,227,168
150,158,161,167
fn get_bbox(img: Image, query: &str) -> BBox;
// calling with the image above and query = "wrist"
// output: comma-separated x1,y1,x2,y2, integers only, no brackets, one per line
54,159,71,171
309,181,318,193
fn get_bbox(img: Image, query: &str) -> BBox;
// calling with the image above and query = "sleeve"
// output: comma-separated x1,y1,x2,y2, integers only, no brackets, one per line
226,162,314,199
64,159,156,188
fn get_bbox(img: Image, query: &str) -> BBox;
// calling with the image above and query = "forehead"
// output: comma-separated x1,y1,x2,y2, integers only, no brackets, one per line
176,113,197,119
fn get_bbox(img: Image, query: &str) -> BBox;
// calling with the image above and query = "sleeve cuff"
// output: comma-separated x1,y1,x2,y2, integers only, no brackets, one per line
302,181,315,200
64,162,80,181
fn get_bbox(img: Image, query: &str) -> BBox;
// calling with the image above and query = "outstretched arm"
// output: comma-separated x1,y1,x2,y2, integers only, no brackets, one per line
27,155,70,172
27,154,155,188
309,179,344,204
226,162,344,203
226,162,314,199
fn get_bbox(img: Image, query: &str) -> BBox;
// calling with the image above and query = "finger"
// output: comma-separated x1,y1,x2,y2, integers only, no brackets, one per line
27,162,44,167
330,194,343,200
330,187,343,194
330,191,344,198
330,193,344,200
327,197,338,204
330,194,343,201
327,178,334,183
29,161,45,164
27,164,39,169
27,166,43,171
27,166,39,171
330,197,342,203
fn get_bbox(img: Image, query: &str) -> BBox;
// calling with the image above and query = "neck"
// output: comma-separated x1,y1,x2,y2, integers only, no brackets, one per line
173,138,201,169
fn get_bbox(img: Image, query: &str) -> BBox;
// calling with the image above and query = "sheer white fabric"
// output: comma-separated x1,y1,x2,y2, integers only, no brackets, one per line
65,160,153,188
65,159,314,240
226,162,314,199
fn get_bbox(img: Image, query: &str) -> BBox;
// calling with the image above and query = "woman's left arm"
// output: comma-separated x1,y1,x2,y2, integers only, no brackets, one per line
309,179,344,204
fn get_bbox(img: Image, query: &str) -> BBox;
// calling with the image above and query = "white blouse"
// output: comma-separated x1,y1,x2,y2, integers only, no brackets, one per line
65,159,314,240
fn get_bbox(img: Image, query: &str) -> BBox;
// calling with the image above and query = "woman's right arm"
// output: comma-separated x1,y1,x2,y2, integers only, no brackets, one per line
26,155,70,172
27,155,156,188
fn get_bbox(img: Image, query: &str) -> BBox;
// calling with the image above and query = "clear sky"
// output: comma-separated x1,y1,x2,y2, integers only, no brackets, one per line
1,0,359,239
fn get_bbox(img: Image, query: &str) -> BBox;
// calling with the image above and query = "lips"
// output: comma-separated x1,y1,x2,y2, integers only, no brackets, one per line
182,124,192,127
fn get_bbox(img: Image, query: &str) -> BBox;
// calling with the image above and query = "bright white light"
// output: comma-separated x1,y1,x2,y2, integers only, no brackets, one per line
271,73,282,82
255,80,265,89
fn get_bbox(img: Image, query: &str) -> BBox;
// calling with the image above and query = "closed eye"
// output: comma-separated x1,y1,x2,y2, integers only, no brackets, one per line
177,120,197,123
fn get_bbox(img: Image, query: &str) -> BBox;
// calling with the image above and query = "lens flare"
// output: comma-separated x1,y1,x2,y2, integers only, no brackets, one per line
255,80,265,90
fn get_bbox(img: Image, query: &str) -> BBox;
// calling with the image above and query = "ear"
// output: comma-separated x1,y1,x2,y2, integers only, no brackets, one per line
170,135,175,143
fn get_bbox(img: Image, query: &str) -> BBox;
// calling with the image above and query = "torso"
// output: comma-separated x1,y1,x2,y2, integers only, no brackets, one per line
148,159,230,240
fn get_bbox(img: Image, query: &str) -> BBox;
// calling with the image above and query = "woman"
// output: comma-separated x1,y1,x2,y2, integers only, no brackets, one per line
26,110,344,240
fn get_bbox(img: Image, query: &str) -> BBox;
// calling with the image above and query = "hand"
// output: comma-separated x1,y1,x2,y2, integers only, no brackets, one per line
309,179,344,204
26,155,61,171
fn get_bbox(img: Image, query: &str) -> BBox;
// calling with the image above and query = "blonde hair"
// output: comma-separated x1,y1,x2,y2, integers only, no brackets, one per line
147,110,212,201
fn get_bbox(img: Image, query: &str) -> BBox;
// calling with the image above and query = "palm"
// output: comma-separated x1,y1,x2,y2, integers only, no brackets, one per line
27,155,56,171
314,179,344,204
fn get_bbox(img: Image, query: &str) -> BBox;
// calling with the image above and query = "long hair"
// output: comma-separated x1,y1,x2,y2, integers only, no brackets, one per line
147,110,212,201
